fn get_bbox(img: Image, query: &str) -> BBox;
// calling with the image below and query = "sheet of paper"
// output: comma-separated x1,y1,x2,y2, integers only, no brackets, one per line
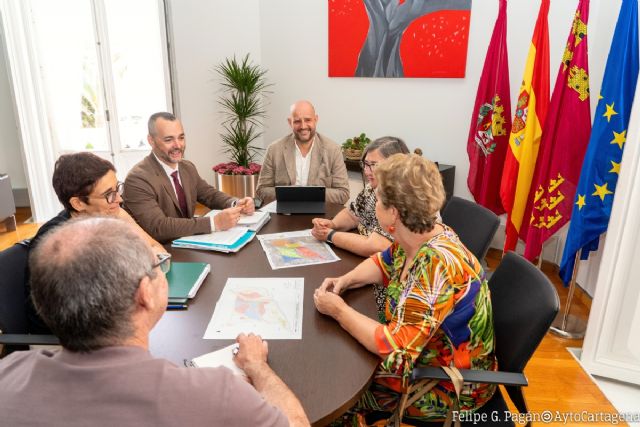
205,209,269,225
204,277,304,340
191,343,246,377
260,201,278,213
257,229,340,270
176,226,249,246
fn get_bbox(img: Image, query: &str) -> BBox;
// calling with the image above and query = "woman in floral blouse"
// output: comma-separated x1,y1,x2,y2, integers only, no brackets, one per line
314,154,496,425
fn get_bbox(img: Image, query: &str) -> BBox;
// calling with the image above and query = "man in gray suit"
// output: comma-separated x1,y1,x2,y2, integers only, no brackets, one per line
124,112,254,243
256,101,349,205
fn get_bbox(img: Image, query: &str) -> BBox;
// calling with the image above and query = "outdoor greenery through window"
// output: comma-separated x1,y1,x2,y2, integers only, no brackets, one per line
29,0,171,160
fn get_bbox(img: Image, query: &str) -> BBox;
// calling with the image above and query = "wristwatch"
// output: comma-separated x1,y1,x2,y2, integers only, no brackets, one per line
326,229,337,244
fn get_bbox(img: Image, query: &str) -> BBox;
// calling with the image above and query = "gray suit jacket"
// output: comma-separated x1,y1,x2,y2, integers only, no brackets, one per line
256,133,350,205
124,154,234,243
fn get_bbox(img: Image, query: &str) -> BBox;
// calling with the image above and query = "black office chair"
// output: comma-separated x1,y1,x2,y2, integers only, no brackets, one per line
0,240,59,357
441,196,500,264
374,252,559,427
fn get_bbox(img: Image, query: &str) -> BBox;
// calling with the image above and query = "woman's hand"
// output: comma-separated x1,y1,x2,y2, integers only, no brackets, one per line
318,276,350,294
314,287,346,318
311,218,335,241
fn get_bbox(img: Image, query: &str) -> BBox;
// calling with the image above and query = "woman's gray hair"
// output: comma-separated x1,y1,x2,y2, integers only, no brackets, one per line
29,217,157,352
361,136,410,160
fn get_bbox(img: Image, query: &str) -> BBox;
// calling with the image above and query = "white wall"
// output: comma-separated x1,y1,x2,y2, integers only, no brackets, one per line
168,0,262,186
0,22,26,189
170,0,615,201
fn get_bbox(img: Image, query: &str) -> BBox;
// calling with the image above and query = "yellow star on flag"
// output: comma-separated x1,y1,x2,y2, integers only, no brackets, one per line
598,93,603,101
603,103,618,122
609,161,621,174
592,182,613,201
576,194,586,210
611,130,627,149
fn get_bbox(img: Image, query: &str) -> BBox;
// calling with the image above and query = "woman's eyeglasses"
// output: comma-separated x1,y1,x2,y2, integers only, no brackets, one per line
359,160,378,171
152,252,172,274
90,182,124,204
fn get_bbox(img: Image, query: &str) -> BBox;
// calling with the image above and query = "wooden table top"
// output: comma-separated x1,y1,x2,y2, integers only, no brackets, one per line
149,204,378,426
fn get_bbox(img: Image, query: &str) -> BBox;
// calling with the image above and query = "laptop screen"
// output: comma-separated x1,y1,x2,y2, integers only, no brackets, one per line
275,186,325,202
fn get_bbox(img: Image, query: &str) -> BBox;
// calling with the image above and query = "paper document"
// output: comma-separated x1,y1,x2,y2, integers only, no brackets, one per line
257,229,340,269
204,277,304,340
205,210,270,233
189,343,246,377
260,201,278,213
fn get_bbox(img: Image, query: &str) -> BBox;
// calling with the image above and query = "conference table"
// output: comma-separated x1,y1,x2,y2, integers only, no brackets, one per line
150,204,379,426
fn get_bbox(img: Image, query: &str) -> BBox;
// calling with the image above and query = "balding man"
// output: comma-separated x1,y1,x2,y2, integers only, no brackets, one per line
256,100,349,205
0,217,309,427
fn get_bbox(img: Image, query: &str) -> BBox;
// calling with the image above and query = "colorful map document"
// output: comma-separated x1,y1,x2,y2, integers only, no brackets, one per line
257,230,340,270
204,277,304,340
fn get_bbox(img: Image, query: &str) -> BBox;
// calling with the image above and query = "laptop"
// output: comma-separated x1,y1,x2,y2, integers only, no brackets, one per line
275,186,326,214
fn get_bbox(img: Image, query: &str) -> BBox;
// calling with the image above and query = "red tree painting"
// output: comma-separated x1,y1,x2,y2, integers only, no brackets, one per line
329,0,472,78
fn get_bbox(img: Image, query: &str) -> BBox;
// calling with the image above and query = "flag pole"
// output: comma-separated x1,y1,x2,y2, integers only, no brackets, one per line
550,250,587,339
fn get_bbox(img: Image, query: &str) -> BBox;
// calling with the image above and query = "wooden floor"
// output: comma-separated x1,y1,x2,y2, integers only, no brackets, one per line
1,208,624,426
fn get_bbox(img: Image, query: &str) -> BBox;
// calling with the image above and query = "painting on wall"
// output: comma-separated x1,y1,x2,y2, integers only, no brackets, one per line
329,0,472,78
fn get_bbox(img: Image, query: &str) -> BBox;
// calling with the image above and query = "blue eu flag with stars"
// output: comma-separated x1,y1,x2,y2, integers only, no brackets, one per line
559,0,639,285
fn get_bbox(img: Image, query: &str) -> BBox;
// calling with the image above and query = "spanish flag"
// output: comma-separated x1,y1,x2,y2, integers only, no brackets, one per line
466,0,511,215
500,0,550,252
524,0,592,261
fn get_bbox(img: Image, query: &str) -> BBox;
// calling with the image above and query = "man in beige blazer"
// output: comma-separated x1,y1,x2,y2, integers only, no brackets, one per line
124,112,254,243
256,101,349,205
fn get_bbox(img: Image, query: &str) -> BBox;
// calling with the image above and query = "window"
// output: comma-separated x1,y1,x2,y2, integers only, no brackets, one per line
29,0,172,170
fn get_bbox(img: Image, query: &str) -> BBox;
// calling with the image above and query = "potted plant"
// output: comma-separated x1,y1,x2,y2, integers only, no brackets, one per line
213,54,271,198
342,132,371,160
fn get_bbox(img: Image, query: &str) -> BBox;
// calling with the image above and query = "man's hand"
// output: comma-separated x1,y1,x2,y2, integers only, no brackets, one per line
234,333,268,373
311,218,335,241
213,206,244,230
236,197,255,214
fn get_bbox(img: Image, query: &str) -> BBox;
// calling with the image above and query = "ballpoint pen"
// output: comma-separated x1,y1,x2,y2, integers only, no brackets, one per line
167,304,188,310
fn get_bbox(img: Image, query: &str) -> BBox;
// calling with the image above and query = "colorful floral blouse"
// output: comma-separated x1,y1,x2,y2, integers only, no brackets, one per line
358,225,496,421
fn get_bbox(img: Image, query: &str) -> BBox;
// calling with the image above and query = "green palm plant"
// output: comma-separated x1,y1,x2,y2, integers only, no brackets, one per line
215,54,271,169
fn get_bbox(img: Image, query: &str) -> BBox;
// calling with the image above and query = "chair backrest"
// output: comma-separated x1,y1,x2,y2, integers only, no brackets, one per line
441,196,500,261
0,241,30,335
489,251,559,374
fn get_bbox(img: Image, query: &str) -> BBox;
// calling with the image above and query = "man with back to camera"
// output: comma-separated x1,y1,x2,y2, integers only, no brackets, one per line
0,217,309,427
124,112,255,243
256,100,350,205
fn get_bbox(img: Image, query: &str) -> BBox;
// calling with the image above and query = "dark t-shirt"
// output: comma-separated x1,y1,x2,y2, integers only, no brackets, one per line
25,210,72,334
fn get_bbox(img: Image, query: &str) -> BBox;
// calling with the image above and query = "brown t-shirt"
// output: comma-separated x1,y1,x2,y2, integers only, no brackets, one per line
0,346,288,427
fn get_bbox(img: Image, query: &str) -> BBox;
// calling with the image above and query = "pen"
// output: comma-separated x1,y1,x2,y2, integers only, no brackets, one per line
167,304,188,310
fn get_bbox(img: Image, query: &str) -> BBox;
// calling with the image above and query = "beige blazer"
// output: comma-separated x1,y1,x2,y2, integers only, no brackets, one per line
124,154,233,243
256,133,350,205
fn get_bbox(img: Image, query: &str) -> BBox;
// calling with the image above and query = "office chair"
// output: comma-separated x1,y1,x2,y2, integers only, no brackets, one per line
441,196,500,263
375,251,559,427
0,240,59,357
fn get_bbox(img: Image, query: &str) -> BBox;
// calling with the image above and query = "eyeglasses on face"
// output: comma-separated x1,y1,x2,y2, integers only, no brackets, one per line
89,182,124,204
152,252,172,274
359,160,379,171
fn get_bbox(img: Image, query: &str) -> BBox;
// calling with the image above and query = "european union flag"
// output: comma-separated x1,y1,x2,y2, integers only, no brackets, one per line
559,0,639,284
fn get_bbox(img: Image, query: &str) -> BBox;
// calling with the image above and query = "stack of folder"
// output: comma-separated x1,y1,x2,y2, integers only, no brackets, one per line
171,211,270,253
166,262,210,306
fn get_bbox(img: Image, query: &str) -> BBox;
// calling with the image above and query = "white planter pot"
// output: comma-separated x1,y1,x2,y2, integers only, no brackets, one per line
215,173,258,198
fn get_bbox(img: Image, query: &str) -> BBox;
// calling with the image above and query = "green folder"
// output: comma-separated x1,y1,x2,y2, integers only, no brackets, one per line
167,262,211,299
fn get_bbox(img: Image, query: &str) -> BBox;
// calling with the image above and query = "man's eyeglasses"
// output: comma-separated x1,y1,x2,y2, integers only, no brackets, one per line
91,182,124,204
152,252,172,274
359,160,378,171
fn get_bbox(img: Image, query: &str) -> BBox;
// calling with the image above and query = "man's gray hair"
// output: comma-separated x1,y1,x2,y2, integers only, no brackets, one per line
148,111,177,137
29,217,156,352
